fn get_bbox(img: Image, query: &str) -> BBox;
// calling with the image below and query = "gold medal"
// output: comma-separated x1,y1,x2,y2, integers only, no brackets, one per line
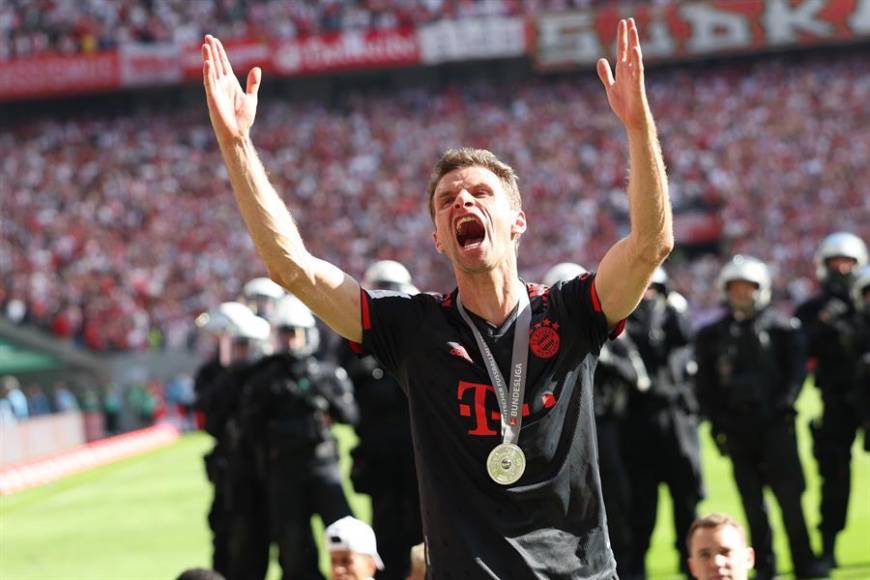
486,443,526,485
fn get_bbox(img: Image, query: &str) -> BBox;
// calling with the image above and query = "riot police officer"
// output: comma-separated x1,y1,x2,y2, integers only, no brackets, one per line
621,266,703,579
242,277,286,320
545,262,639,577
242,294,358,580
794,232,868,568
696,256,827,580
194,302,272,577
340,259,422,580
850,266,870,451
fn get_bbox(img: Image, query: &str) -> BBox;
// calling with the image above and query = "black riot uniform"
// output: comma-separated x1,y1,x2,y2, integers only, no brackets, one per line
340,342,422,580
622,291,702,579
592,336,642,578
852,308,870,451
239,352,358,580
795,287,863,561
195,357,264,579
695,307,820,580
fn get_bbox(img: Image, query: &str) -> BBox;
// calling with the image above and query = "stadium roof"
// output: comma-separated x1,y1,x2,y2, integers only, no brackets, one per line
0,338,58,374
0,320,107,381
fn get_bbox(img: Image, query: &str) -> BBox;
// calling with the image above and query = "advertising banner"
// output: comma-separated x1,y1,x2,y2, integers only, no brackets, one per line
535,0,870,69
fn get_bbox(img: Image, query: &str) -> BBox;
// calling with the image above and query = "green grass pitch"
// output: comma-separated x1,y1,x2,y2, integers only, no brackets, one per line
1,384,868,579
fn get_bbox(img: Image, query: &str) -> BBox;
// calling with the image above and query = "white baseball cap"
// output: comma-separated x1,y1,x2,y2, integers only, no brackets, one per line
325,516,385,570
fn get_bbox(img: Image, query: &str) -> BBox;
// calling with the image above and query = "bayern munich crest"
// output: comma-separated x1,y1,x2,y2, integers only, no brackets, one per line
529,320,560,359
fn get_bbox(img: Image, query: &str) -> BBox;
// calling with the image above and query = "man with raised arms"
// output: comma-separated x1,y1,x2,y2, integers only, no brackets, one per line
202,18,671,578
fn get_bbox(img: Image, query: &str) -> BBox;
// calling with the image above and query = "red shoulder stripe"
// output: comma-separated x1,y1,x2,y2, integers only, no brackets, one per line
590,279,602,313
361,288,372,330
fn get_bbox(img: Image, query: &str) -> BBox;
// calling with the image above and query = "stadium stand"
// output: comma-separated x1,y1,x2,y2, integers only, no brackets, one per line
0,0,669,59
2,2,868,351
2,54,867,350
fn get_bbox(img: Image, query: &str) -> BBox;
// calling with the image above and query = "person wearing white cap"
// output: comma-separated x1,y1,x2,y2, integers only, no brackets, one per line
325,516,384,580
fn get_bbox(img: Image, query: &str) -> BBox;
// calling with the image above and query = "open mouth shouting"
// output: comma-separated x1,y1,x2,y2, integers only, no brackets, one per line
455,215,486,250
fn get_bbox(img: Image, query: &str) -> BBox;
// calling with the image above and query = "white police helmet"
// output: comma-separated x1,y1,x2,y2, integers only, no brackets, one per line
543,262,587,286
270,295,316,329
364,260,417,293
270,295,320,355
242,277,286,300
650,266,668,287
196,302,271,340
717,255,772,310
814,232,868,281
667,290,689,314
852,265,870,313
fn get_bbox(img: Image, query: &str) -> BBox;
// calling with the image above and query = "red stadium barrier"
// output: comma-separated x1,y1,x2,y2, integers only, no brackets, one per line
0,423,180,495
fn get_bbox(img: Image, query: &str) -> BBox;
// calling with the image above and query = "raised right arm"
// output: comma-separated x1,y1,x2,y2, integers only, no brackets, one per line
202,35,362,342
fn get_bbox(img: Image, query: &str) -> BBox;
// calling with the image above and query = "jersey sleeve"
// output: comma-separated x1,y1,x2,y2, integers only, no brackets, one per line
550,273,625,353
353,288,425,376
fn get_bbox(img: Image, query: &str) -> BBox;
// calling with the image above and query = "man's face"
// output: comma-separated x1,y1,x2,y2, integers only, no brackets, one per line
688,525,755,580
726,280,758,313
643,286,662,301
330,550,377,580
229,338,252,363
826,255,858,275
431,166,526,274
276,326,306,352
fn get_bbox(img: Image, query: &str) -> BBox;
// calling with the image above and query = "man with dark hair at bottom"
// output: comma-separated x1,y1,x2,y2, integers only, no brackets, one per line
202,17,672,578
176,569,226,580
686,513,755,580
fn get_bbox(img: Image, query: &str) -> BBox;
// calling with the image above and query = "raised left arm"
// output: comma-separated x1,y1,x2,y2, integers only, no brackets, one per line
593,18,673,327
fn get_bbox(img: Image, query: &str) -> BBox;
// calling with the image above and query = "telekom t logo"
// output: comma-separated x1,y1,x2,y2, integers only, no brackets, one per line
457,381,529,437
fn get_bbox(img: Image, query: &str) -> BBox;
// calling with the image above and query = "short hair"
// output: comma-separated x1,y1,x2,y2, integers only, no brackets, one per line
686,513,748,553
426,148,521,220
175,568,225,580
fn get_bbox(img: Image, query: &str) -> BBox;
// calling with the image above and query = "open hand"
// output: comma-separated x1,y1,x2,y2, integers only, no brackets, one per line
596,19,649,130
202,35,261,142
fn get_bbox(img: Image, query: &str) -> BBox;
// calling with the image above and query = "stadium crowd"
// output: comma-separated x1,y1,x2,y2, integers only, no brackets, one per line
2,52,868,351
0,0,673,60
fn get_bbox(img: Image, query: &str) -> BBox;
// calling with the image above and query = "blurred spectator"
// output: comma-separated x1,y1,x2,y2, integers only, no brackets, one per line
165,373,196,431
2,376,29,419
103,386,123,433
127,383,158,426
52,382,79,412
0,379,18,425
1,53,868,350
26,384,51,416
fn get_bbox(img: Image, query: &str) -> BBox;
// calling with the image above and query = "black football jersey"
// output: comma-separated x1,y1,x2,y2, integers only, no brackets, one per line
357,273,622,579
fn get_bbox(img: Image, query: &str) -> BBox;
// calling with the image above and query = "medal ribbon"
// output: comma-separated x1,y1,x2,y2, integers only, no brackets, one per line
456,282,531,444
